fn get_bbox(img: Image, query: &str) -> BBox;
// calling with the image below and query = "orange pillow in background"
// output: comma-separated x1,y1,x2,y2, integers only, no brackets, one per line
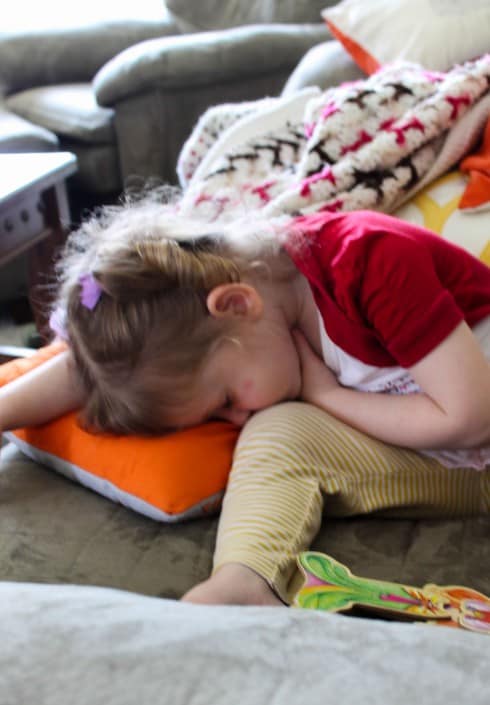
1,345,239,522
324,18,379,76
459,118,490,211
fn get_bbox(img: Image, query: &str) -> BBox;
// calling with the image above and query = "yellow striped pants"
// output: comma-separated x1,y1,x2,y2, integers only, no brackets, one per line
213,403,490,604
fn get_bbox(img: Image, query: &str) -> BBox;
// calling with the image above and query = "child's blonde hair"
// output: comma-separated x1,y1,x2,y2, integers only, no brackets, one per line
54,188,294,435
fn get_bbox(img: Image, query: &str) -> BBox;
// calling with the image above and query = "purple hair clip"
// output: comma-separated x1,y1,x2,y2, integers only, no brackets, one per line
48,273,102,340
79,272,103,310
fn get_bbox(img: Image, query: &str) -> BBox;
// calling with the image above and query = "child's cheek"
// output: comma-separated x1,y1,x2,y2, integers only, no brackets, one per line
240,377,279,410
239,378,256,404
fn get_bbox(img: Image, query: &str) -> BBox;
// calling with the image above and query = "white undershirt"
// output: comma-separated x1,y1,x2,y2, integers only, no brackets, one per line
318,312,490,470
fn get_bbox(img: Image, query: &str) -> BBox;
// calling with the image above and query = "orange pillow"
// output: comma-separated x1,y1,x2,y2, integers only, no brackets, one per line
459,117,490,211
2,345,239,522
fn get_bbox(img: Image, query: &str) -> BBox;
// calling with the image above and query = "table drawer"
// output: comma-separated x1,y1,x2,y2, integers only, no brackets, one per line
0,194,46,264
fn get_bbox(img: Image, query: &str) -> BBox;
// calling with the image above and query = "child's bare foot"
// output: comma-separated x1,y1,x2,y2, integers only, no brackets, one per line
181,563,285,607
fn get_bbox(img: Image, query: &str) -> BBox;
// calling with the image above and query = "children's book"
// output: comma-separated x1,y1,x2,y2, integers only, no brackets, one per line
294,551,490,634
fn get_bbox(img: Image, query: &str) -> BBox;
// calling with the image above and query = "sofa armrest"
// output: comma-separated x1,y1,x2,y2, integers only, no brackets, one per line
282,40,366,96
0,19,180,95
94,24,330,106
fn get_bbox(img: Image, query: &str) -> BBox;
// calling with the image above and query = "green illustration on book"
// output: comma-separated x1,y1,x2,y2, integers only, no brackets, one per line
294,551,490,634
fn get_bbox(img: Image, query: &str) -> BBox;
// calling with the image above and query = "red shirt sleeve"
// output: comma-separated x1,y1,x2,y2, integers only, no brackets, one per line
358,232,464,367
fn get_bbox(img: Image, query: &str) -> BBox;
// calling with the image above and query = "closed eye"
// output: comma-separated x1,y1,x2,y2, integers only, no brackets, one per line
222,395,233,410
210,396,233,420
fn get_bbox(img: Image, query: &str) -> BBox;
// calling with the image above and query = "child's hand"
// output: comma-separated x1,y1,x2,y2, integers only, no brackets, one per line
293,329,339,405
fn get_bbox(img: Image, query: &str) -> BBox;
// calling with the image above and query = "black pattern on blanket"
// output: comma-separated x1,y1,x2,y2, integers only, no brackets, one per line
178,57,490,222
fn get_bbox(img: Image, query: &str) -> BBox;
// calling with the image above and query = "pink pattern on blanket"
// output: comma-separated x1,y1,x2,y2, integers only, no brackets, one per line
251,180,276,203
421,69,445,83
340,130,373,155
446,94,472,120
300,166,336,197
321,101,340,121
304,122,316,138
319,198,344,213
381,117,425,145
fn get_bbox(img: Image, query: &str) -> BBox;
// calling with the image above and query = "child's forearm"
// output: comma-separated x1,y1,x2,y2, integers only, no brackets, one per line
313,386,490,450
294,323,490,452
0,351,85,432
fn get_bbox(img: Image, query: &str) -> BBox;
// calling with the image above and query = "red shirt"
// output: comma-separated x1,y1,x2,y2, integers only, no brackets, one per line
285,210,490,368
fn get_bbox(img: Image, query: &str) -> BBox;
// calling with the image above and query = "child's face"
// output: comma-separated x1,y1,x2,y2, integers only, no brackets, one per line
174,320,302,428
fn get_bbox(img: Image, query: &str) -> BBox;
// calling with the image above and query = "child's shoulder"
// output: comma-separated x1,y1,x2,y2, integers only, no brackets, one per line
294,209,416,236
290,209,417,254
286,208,477,283
291,209,461,254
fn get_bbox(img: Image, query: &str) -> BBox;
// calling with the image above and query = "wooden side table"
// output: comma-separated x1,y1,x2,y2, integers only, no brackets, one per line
0,152,78,338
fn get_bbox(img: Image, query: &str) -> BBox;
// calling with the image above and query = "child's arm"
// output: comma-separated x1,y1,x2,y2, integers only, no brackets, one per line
294,321,490,450
0,350,85,433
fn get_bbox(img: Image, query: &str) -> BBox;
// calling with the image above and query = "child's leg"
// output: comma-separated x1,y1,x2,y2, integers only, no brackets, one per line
185,402,488,606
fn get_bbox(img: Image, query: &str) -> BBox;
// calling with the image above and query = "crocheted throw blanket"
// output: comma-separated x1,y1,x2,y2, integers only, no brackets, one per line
178,56,490,223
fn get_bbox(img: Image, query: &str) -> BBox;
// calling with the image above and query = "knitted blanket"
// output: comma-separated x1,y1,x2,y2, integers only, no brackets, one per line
178,56,490,223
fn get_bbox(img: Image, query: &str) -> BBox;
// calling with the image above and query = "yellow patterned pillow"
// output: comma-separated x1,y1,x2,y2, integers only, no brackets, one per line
395,171,490,266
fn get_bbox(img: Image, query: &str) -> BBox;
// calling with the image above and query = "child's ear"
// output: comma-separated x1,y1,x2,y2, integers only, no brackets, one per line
206,283,263,320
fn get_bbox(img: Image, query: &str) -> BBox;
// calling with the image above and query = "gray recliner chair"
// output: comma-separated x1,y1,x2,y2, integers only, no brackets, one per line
0,1,335,197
